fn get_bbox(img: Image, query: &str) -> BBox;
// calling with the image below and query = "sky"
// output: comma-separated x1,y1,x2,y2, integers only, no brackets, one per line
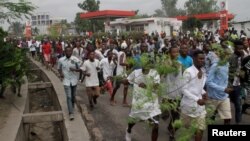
1,0,249,29
28,0,250,22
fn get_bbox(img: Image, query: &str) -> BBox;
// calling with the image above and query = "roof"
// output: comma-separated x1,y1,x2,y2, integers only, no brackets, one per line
80,10,136,19
231,20,250,24
175,10,234,21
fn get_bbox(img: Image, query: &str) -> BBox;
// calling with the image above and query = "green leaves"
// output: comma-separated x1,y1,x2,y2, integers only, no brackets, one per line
0,0,36,23
76,0,103,32
0,28,29,87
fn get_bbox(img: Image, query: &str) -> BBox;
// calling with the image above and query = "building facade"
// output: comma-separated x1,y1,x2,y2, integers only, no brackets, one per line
107,17,182,37
231,20,250,37
31,12,66,35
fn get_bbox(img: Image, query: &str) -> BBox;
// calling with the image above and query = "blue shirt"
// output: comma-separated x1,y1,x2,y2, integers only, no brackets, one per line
206,63,229,100
178,55,193,70
205,51,219,74
133,54,142,70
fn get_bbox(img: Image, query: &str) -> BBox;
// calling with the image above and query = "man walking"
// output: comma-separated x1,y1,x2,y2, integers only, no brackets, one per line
58,47,82,120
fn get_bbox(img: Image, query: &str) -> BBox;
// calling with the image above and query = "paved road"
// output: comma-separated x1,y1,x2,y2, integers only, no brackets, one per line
76,83,250,141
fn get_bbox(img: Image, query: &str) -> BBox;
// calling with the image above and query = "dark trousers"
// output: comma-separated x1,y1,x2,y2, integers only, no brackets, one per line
230,86,242,123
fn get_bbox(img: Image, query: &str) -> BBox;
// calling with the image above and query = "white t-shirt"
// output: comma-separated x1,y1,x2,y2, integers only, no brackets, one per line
104,49,119,57
61,41,65,51
81,59,100,87
116,51,126,76
29,43,36,52
95,49,104,61
27,40,32,48
72,47,84,60
100,58,116,81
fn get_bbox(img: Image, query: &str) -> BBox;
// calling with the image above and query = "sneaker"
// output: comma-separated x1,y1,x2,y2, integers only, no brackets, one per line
69,114,74,121
125,128,131,141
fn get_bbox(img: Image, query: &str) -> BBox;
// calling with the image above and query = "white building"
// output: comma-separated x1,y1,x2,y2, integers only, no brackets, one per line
31,12,66,35
231,20,250,37
107,17,182,37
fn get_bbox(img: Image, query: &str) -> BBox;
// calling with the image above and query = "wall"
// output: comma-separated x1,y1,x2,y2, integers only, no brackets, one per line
232,22,250,37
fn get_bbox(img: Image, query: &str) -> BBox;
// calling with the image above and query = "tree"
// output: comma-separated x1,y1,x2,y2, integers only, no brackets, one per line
0,0,36,22
76,0,104,32
60,20,71,35
74,12,91,34
153,9,166,17
78,0,100,12
161,0,178,17
48,23,61,39
185,0,218,15
0,0,35,98
8,21,24,36
182,17,203,31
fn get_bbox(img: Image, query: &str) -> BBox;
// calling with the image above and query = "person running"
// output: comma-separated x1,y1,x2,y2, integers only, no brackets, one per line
228,40,244,124
178,44,193,70
206,47,233,125
241,55,250,114
100,50,116,97
29,40,36,58
203,43,218,74
42,39,52,70
125,62,161,141
81,50,100,108
73,41,84,81
161,46,183,140
180,50,207,141
58,47,82,120
110,43,129,106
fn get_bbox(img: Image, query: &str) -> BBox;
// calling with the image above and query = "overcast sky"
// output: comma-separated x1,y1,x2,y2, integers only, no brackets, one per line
26,0,249,22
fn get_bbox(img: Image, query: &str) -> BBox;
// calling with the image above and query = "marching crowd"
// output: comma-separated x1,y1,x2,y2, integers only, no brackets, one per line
19,29,250,141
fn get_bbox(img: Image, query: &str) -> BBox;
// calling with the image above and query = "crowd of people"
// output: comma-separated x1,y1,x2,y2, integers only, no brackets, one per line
16,28,250,141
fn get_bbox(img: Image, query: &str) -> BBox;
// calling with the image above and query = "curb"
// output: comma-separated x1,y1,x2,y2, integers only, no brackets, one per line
51,67,104,141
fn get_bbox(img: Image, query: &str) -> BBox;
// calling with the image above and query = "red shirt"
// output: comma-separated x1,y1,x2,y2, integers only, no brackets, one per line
56,43,63,54
42,43,51,54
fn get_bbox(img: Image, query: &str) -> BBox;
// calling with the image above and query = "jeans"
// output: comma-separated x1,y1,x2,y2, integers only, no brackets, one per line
230,86,242,123
64,85,77,114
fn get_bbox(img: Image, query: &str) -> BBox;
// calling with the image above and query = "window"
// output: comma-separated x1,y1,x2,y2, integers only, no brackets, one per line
41,20,45,25
31,16,36,20
38,21,40,25
46,15,49,20
32,21,37,26
38,15,40,20
41,15,45,19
